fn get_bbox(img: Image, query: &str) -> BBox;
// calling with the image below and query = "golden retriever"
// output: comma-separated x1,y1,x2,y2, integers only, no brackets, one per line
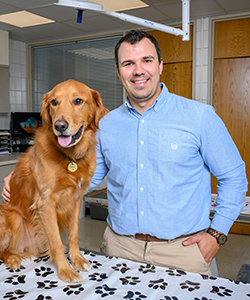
0,79,107,283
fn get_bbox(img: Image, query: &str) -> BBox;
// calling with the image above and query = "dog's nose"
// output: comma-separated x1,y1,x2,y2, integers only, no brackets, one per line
54,120,69,133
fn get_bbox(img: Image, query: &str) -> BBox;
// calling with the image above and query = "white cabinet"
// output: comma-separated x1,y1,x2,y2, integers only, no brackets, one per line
0,29,9,112
0,153,20,203
0,30,9,66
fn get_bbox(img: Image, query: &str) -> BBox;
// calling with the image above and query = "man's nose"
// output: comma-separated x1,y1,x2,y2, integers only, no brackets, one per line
133,63,145,75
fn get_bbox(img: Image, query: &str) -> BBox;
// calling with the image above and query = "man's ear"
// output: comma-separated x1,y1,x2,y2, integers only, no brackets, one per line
116,65,121,81
159,58,163,75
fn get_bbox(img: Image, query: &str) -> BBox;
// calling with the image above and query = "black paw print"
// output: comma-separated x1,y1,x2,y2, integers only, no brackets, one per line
6,265,26,273
210,285,233,297
3,289,29,299
180,280,200,292
95,284,117,297
229,279,240,285
120,276,141,285
148,278,168,290
35,266,54,277
105,255,115,260
123,290,147,299
138,264,156,274
90,260,102,269
201,274,217,281
4,274,26,285
112,263,130,274
89,272,108,282
63,284,84,295
166,269,186,277
37,280,58,289
35,295,53,300
34,255,50,264
160,297,179,300
193,297,212,300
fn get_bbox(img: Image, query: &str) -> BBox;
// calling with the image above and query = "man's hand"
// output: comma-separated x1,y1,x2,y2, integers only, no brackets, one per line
1,172,13,202
182,232,220,265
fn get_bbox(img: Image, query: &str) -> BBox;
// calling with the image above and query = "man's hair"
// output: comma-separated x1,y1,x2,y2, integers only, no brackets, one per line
115,30,162,69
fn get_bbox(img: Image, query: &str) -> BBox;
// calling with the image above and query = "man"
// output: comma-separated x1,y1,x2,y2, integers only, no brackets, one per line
2,30,248,275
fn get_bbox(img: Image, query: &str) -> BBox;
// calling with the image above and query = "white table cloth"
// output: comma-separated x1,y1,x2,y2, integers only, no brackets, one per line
1,250,250,299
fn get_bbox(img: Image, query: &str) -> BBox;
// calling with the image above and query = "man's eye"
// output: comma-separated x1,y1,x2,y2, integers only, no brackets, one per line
74,98,83,105
51,99,58,106
123,62,133,67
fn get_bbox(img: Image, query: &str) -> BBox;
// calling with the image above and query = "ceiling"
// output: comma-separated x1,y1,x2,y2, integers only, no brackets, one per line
0,0,249,44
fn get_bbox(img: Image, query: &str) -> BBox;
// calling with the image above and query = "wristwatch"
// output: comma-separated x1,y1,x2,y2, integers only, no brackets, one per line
207,228,227,245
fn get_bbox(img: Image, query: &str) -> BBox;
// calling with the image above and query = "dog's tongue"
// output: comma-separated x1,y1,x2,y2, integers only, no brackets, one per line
57,135,72,147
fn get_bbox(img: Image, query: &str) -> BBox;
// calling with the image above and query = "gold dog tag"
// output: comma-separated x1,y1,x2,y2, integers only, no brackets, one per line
68,161,78,172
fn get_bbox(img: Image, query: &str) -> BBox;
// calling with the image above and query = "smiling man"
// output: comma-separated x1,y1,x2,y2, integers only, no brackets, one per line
116,36,163,114
2,30,248,275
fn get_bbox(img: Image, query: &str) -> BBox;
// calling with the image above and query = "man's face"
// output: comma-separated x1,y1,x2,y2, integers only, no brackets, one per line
116,38,163,113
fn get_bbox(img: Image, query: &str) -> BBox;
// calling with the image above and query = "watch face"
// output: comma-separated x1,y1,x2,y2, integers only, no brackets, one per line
219,235,227,245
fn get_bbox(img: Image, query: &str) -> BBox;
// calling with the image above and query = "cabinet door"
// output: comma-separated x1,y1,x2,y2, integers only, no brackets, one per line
0,66,9,113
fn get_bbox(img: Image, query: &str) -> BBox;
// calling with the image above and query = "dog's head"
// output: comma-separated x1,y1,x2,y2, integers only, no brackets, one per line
41,79,107,148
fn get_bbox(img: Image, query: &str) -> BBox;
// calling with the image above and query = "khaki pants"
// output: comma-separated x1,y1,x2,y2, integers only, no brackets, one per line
102,225,211,275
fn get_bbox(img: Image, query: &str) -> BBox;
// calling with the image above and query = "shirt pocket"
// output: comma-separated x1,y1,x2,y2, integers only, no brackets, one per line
158,129,191,163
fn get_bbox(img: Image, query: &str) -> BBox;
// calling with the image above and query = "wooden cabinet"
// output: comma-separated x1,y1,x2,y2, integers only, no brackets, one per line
149,26,193,99
212,18,250,197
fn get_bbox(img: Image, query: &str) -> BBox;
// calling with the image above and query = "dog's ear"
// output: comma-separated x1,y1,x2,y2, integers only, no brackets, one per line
91,89,108,131
41,92,52,128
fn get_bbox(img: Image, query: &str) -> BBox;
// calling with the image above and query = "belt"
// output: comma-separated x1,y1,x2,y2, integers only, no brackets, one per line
134,231,201,242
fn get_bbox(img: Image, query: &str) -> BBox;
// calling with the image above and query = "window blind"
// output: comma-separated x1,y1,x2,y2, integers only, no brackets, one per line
32,35,123,112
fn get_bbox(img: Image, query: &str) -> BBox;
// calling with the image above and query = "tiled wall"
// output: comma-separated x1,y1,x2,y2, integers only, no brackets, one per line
194,18,210,104
0,18,210,130
0,39,27,130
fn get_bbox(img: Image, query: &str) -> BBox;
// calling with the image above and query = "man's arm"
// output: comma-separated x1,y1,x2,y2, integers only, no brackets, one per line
1,172,13,202
184,105,247,263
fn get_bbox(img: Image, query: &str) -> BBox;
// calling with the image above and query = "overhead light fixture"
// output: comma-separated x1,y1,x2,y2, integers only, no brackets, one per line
0,11,55,28
93,0,148,12
55,0,190,41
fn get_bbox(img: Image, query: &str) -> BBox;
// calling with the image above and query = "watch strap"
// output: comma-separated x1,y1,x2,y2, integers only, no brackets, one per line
207,228,227,245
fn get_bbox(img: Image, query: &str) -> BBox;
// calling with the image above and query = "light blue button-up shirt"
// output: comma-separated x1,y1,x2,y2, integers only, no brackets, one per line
89,83,247,239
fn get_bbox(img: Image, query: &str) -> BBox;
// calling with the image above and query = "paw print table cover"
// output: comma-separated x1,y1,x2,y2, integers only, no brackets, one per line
0,250,250,299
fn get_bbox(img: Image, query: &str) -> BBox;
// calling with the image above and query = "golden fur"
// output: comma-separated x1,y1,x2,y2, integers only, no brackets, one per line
0,79,107,283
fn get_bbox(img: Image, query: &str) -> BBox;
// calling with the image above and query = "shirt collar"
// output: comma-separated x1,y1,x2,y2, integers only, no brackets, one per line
124,83,169,113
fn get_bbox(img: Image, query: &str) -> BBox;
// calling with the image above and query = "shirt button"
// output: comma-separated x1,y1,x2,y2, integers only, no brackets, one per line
141,211,144,215
140,141,144,145
140,187,144,192
141,119,145,123
140,164,144,168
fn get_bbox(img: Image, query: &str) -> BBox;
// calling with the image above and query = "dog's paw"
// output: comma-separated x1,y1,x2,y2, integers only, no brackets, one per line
5,256,21,270
58,267,83,283
71,255,92,272
84,260,92,272
4,253,31,270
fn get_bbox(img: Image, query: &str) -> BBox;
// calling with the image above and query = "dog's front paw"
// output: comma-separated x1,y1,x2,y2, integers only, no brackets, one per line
71,254,92,272
58,266,83,283
5,255,21,270
4,253,32,270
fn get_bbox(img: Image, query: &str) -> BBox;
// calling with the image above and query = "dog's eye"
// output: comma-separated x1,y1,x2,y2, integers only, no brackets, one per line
74,98,83,105
51,99,58,106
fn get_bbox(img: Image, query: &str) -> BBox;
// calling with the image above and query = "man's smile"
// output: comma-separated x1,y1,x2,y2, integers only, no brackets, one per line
131,78,150,85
